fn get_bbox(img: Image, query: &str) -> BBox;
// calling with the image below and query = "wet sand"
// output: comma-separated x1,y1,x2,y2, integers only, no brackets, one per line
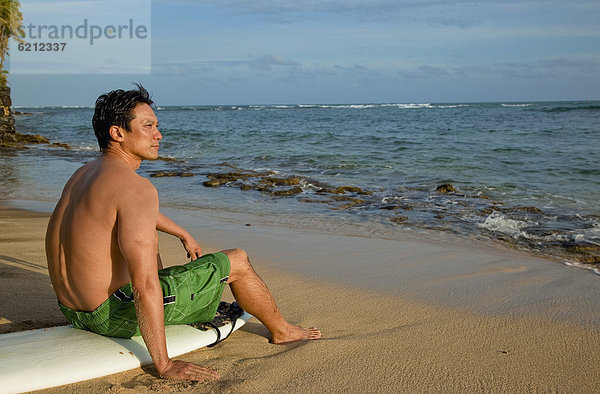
1,201,599,392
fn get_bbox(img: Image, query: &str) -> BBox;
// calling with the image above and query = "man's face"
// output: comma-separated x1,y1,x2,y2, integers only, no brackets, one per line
123,103,162,161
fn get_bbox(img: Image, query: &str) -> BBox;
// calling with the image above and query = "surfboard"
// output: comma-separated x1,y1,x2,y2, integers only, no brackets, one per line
0,302,252,393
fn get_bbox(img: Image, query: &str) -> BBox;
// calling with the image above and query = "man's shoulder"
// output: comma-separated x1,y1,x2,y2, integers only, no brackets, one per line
99,157,154,189
120,169,154,188
116,171,157,200
91,157,158,207
115,175,158,217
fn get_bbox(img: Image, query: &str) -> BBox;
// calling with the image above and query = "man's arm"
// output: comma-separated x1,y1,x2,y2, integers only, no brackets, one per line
157,212,203,260
117,180,217,381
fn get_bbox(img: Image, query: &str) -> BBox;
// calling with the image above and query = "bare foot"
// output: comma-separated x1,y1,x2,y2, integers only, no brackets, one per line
270,324,322,344
158,359,220,382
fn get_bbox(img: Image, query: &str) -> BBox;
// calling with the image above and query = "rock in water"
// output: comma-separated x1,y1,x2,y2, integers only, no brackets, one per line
436,184,456,193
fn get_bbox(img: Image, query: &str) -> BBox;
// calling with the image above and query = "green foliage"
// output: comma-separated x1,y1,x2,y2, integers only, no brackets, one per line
0,0,25,86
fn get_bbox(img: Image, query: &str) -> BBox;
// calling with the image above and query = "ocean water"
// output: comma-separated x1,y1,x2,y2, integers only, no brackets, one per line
3,101,599,265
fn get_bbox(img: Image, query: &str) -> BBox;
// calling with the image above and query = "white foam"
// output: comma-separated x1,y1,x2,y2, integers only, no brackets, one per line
437,104,469,109
478,212,528,239
300,179,320,193
316,104,377,109
383,103,434,109
501,103,533,107
76,145,98,152
564,261,600,275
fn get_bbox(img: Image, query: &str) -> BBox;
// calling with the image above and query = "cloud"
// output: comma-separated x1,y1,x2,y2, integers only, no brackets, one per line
250,54,300,70
535,57,600,73
398,64,450,79
399,57,600,81
152,54,300,75
276,63,386,86
426,16,481,29
152,60,248,75
487,57,600,79
173,0,488,26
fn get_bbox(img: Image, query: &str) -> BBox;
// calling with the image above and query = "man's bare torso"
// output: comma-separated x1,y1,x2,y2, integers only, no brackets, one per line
46,156,149,311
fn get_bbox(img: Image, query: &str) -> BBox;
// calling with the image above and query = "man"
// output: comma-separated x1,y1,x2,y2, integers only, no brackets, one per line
45,84,321,382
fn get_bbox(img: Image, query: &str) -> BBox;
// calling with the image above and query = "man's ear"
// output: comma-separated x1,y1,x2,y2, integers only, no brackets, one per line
108,125,125,143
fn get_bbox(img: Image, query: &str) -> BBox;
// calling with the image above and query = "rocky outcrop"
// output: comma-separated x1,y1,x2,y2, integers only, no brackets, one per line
436,184,456,193
0,131,50,148
0,86,15,134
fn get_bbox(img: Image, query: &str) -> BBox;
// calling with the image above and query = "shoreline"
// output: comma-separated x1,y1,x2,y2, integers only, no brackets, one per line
1,200,600,391
6,102,600,268
3,197,600,325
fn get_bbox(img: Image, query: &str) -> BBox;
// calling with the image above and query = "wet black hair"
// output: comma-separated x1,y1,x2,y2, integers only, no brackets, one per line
92,83,154,150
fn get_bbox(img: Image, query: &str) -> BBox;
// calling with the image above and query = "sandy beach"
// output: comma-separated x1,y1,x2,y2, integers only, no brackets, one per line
1,200,600,393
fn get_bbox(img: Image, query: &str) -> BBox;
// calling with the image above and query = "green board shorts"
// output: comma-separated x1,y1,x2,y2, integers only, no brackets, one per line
58,252,231,338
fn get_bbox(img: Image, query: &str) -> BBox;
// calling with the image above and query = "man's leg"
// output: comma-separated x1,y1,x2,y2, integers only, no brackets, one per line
222,248,322,343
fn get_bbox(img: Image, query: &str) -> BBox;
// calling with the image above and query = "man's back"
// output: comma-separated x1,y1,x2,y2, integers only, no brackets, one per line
46,156,144,311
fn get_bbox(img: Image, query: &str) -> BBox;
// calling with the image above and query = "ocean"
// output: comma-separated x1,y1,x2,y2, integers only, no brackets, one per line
2,101,599,267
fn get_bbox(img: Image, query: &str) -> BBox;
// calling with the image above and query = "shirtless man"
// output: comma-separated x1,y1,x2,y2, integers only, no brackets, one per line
45,85,321,382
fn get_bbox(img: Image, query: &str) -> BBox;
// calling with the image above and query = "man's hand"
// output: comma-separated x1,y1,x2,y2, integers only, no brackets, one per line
180,235,202,260
158,359,220,382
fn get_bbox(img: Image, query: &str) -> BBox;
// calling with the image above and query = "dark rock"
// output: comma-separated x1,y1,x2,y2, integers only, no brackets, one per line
0,87,12,107
390,216,408,224
50,142,71,149
150,171,194,178
332,185,372,195
0,141,23,149
0,132,50,148
157,156,181,162
329,195,366,210
0,86,15,134
298,197,330,204
561,242,600,265
203,172,252,187
203,179,225,187
334,203,357,210
436,184,456,193
0,115,15,133
380,204,413,211
330,195,366,203
19,133,49,143
271,186,303,196
260,176,301,187
481,207,500,216
204,170,275,188
508,206,543,214
255,185,273,194
482,205,543,216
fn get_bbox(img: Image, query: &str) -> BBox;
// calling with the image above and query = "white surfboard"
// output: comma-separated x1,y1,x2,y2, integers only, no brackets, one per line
0,311,252,393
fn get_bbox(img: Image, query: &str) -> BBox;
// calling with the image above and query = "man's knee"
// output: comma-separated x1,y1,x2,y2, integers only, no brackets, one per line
223,248,253,281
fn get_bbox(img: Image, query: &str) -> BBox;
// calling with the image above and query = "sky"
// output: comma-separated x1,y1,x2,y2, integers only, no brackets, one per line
8,0,600,106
